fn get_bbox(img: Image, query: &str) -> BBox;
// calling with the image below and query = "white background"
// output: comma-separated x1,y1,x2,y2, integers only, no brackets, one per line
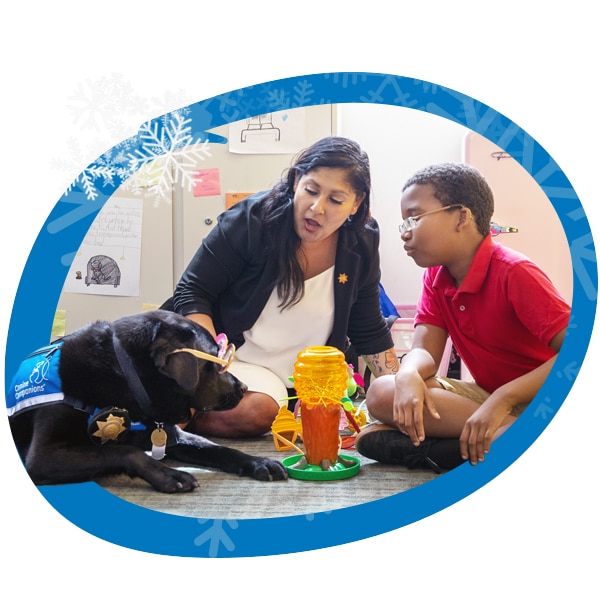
1,1,597,596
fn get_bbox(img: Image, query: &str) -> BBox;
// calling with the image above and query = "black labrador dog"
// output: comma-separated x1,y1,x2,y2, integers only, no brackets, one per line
7,309,287,493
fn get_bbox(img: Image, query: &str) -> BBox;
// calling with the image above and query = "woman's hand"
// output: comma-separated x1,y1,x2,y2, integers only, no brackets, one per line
185,313,217,339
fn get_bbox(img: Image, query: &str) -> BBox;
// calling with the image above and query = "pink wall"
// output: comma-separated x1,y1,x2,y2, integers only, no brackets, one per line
464,132,572,303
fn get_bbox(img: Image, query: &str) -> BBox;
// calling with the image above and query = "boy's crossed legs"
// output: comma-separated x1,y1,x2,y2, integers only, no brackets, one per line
356,375,519,471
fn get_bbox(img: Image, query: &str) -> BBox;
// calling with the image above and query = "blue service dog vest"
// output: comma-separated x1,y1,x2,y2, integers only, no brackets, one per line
6,342,146,438
7,343,64,418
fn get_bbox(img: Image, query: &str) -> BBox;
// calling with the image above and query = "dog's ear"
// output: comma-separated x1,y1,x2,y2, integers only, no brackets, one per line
159,351,200,391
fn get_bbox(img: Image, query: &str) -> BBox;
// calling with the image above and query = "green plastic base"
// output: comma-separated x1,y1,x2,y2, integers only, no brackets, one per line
282,453,361,481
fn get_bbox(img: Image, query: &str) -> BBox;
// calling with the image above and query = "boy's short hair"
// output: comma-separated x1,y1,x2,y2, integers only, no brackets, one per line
402,163,494,237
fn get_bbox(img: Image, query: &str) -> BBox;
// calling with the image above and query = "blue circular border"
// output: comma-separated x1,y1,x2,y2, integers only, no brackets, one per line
5,72,597,558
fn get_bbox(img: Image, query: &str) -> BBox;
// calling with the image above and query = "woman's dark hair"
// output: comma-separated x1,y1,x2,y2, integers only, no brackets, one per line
260,136,372,309
402,162,494,237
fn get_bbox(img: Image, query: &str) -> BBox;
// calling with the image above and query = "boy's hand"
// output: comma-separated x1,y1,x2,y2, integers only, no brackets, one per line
459,396,512,464
393,373,440,445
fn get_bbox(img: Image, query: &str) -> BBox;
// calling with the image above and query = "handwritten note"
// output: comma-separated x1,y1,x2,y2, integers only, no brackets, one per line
62,196,143,297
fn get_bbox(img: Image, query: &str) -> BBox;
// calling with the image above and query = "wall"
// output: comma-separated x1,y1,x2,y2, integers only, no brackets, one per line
337,103,471,307
56,185,174,333
56,105,334,334
176,105,335,279
463,131,572,301
337,103,572,307
56,102,572,334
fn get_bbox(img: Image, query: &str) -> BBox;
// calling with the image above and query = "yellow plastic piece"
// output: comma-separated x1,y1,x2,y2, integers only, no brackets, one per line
271,405,302,451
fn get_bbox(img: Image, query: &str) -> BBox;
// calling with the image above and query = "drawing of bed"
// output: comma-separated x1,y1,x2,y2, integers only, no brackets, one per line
240,113,281,142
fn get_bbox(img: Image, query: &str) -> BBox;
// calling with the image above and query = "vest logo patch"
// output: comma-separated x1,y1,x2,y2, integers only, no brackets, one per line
7,345,64,416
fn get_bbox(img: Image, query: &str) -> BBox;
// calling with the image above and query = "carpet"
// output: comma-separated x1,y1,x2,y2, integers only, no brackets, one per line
95,434,440,519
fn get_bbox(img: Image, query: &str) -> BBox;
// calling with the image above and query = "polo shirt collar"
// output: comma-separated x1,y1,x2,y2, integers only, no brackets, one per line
433,235,494,294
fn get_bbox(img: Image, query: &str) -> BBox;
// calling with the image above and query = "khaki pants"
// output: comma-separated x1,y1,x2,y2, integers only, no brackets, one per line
433,377,526,417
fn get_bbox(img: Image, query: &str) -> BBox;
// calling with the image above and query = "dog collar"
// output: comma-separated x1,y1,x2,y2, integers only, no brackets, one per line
112,333,154,416
111,333,171,458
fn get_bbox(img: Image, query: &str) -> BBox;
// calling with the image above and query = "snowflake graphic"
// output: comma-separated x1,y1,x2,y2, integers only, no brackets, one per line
126,110,212,203
412,78,440,95
66,73,193,136
55,110,210,204
193,519,239,557
55,74,200,204
67,75,128,133
324,72,369,89
304,510,332,521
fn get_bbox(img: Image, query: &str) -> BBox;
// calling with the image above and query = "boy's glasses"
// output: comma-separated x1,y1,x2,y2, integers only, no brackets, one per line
398,204,464,235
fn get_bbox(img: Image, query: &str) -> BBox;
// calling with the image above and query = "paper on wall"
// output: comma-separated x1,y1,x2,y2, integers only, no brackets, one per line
62,196,143,297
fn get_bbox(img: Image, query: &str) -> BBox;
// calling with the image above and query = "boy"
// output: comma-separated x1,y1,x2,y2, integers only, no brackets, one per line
356,163,570,471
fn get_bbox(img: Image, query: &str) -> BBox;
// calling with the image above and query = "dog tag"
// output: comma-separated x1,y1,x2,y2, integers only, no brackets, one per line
151,427,167,460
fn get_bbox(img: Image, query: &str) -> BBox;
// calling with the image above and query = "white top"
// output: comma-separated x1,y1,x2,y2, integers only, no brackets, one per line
235,266,335,385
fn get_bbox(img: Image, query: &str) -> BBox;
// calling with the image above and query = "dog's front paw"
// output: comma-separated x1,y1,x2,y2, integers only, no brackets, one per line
146,464,200,493
241,456,288,482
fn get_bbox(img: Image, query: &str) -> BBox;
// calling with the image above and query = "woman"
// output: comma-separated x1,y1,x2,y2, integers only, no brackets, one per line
164,136,398,438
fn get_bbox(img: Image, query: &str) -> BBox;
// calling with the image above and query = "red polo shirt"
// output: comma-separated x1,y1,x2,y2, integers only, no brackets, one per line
414,236,571,393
